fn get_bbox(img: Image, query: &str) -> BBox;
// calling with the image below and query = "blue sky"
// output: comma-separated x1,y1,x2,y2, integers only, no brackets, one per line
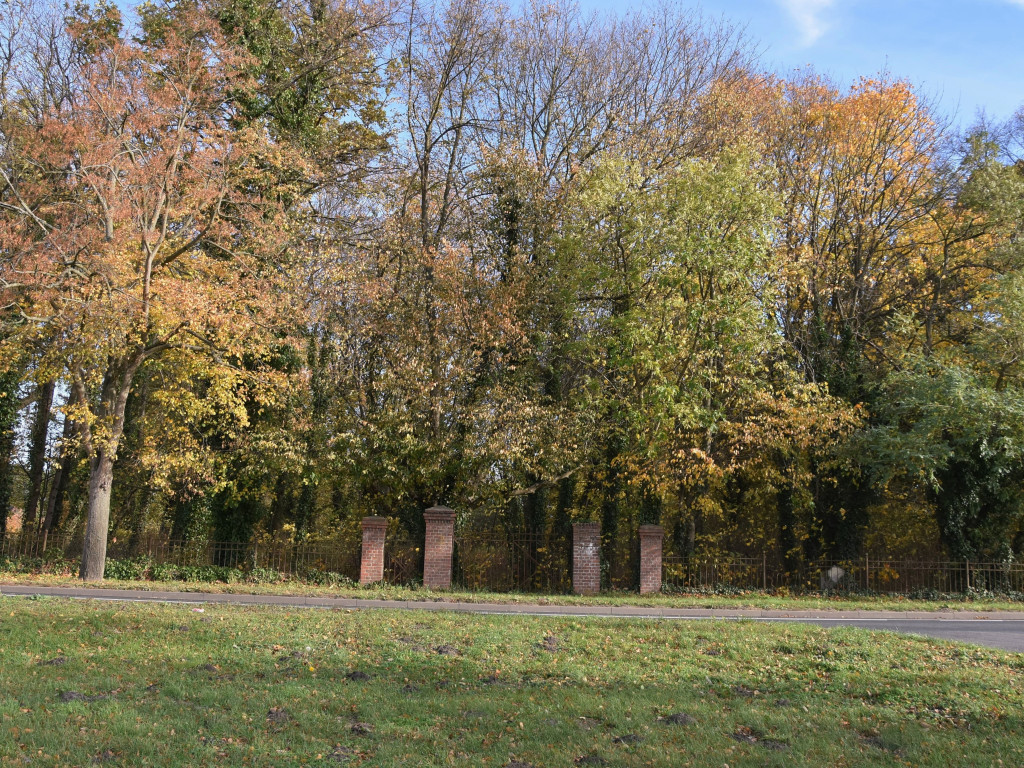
581,0,1024,127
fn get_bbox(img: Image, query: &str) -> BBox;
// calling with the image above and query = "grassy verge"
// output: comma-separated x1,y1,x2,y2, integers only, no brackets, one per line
3,571,1024,612
1,596,1022,767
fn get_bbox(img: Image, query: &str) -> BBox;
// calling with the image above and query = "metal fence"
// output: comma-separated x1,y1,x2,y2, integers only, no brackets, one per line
0,532,362,582
3,529,1024,595
453,531,570,593
0,530,73,559
662,554,1024,595
383,531,421,586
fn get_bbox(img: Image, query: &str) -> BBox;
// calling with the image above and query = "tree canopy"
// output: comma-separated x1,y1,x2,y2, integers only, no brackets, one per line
2,0,1023,581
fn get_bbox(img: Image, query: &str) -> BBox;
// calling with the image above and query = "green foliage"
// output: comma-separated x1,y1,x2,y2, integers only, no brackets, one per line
246,566,283,584
103,556,154,581
298,568,355,588
0,554,76,576
178,564,238,583
209,0,388,185
5,0,1024,580
864,359,1024,560
0,365,19,537
148,562,243,583
67,0,122,54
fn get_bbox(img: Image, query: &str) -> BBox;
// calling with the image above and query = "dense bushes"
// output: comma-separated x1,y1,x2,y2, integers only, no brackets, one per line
0,554,354,587
0,553,75,576
104,557,153,581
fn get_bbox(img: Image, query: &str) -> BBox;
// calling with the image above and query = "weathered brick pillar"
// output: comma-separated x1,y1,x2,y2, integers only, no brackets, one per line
423,506,456,590
572,522,601,595
359,516,387,585
638,524,664,594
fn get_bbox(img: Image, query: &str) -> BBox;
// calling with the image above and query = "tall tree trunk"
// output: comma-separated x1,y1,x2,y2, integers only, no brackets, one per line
43,403,78,537
42,453,71,536
554,476,574,592
0,367,18,544
111,376,150,543
0,397,16,548
522,479,547,589
128,471,155,554
600,439,621,590
77,355,143,581
79,450,115,581
22,380,55,531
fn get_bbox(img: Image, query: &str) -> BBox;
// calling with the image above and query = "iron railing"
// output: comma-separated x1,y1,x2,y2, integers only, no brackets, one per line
3,529,1024,596
0,532,361,581
453,530,570,593
661,554,1024,595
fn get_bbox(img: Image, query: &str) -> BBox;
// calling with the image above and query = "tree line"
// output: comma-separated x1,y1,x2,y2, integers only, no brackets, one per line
2,0,1023,581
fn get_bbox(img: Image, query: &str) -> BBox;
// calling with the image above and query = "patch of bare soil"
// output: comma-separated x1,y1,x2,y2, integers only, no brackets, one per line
266,707,291,724
60,691,112,703
328,745,354,764
731,725,789,751
659,712,695,726
859,732,903,755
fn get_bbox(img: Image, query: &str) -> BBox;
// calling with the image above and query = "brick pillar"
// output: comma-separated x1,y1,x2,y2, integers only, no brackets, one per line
360,516,387,585
423,506,456,590
572,522,601,595
638,525,664,594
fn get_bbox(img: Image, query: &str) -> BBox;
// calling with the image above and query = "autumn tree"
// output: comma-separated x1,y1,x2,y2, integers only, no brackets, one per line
0,4,303,579
6,0,1021,577
858,117,1024,561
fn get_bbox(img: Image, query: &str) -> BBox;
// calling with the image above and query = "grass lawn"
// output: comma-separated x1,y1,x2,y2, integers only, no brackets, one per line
1,597,1022,767
4,572,1024,612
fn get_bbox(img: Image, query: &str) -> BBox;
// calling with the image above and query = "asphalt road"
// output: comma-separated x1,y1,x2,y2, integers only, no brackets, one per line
3,584,1023,653
791,618,1024,653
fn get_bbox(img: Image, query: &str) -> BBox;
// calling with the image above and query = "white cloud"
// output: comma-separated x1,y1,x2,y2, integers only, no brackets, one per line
778,0,837,47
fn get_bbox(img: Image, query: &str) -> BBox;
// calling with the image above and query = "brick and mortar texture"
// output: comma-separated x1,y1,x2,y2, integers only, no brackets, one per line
638,524,664,594
572,522,601,595
359,516,387,585
423,506,457,590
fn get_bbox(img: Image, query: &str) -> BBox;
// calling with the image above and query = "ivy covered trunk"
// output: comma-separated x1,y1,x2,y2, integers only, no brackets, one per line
0,367,19,544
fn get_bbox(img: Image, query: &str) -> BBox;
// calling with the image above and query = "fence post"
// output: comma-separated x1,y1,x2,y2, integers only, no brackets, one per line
359,516,387,585
865,554,869,592
572,522,601,595
965,559,970,591
638,525,663,594
762,552,767,591
423,506,456,590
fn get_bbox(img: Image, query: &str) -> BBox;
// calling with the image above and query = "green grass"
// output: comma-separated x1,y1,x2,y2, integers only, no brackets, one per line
4,571,1024,612
1,596,1022,767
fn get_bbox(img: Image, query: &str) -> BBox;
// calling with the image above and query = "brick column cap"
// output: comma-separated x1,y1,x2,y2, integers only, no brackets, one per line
572,521,600,532
638,524,664,536
361,516,388,529
424,506,456,522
